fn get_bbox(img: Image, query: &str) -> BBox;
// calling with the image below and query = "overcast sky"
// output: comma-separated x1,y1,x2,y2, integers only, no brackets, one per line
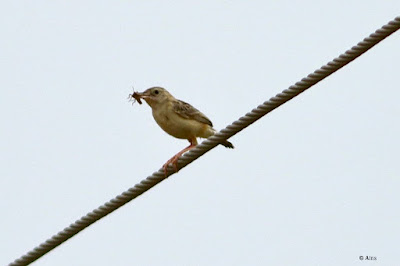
1,1,399,266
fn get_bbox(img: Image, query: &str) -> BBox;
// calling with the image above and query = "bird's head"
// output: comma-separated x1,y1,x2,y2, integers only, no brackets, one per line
135,87,173,108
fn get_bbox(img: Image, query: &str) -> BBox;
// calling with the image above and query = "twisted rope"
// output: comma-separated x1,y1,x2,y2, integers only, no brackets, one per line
10,16,400,266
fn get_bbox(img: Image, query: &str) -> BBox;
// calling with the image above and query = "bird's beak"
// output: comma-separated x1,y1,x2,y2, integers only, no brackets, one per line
128,91,149,104
129,90,149,105
135,90,151,99
130,89,156,106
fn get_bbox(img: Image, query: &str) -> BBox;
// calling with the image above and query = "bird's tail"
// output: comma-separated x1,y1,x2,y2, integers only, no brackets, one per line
210,128,234,148
221,140,234,149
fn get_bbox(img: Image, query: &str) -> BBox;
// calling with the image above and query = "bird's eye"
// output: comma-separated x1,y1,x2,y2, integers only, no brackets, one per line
154,90,159,95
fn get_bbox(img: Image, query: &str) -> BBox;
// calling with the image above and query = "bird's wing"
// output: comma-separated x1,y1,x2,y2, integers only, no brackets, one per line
173,100,213,127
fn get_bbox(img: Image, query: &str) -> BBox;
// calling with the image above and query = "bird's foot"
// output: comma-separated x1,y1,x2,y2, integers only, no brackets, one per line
162,154,181,176
162,141,197,176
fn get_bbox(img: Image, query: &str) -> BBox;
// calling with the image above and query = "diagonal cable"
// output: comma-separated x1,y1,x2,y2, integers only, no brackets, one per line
9,16,400,266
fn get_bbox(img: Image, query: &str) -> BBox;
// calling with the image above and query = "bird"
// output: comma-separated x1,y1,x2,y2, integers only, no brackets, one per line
132,87,233,175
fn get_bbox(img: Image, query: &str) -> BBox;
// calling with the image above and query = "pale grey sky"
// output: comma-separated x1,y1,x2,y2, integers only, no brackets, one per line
1,1,399,265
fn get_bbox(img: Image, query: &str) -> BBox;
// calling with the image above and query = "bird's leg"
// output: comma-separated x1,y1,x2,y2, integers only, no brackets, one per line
163,138,198,176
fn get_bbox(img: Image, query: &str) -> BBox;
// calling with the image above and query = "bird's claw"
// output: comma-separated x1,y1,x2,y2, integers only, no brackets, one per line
162,155,180,176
